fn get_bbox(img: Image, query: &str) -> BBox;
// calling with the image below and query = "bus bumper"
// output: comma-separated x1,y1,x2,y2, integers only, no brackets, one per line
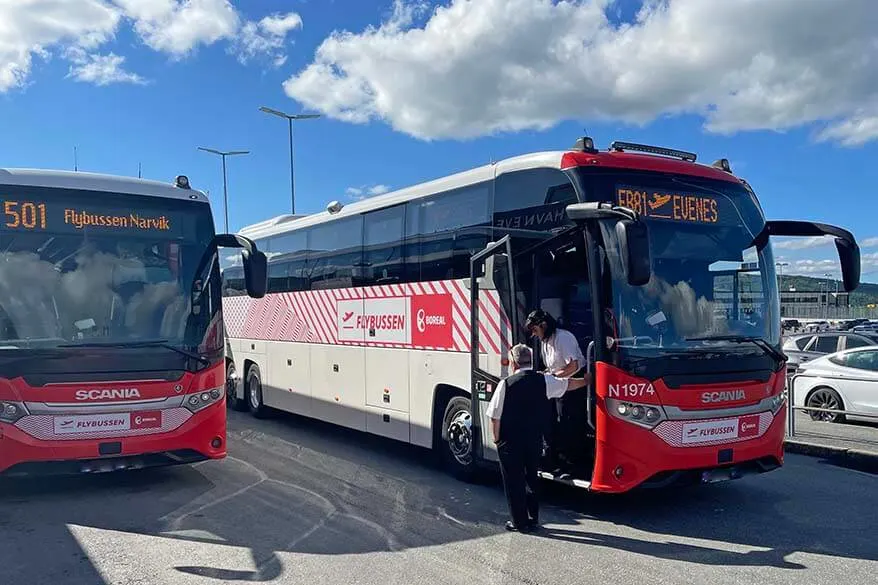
0,402,227,477
591,404,786,493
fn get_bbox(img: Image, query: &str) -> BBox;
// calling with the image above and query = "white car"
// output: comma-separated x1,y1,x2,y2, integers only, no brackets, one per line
791,346,878,423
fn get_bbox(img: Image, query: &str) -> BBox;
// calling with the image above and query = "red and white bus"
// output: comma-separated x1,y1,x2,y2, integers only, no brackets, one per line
0,169,266,476
222,138,860,492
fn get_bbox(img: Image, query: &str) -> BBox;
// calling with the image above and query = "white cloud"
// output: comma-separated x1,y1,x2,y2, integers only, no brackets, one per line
284,0,878,143
346,184,391,200
115,0,239,56
67,51,147,86
773,236,833,251
787,253,878,279
231,12,302,67
0,0,120,92
0,1,303,91
861,237,878,248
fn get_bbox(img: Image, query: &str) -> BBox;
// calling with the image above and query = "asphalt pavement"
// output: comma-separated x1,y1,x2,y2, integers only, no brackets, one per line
1,409,876,585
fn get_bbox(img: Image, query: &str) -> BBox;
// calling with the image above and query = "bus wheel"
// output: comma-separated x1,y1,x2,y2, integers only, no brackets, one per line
226,362,245,411
442,396,477,481
246,365,269,419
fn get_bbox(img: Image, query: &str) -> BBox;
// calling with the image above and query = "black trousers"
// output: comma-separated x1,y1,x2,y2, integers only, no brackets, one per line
497,438,542,528
557,386,590,470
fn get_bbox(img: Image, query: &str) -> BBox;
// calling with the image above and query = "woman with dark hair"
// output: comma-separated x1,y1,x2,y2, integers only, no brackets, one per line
525,309,587,478
525,309,584,378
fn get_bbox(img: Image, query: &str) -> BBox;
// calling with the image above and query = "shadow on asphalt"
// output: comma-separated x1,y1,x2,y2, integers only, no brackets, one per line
1,408,875,583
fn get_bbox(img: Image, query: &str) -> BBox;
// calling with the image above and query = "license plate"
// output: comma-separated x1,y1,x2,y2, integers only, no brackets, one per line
54,413,130,435
53,411,163,434
682,414,760,445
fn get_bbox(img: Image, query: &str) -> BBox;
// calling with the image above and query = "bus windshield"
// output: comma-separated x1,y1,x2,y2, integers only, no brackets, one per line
0,187,218,354
589,171,780,362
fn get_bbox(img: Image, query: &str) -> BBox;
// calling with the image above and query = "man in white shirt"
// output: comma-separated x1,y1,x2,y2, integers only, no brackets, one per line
485,343,587,533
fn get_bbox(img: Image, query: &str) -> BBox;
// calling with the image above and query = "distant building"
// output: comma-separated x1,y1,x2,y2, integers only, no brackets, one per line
780,288,850,318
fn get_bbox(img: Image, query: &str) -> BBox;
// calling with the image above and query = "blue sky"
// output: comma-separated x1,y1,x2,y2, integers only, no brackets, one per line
1,0,877,281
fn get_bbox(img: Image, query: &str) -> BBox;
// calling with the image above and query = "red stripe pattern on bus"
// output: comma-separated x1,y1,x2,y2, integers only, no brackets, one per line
223,279,513,354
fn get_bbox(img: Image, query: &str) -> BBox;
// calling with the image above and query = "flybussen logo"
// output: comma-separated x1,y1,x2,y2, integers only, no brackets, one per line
75,388,141,401
701,390,746,404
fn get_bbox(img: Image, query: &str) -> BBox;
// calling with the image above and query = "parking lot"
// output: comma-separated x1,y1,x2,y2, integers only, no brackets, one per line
1,410,876,585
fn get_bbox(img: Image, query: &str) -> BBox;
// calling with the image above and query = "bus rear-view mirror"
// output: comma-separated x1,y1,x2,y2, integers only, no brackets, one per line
763,220,860,293
243,250,268,299
835,237,860,293
616,219,652,286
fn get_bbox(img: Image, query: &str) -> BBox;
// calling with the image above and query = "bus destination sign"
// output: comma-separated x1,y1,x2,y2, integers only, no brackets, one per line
615,186,720,225
2,198,176,235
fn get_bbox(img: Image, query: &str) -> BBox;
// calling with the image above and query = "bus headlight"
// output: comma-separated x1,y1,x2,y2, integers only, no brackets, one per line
608,398,666,429
0,401,27,424
184,387,224,413
769,392,785,415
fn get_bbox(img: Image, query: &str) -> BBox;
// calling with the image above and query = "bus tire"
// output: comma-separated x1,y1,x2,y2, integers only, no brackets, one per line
246,365,270,419
226,361,246,412
441,396,478,482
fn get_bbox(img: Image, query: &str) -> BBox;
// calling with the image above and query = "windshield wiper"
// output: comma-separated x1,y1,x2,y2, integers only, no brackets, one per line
59,340,210,365
684,335,785,362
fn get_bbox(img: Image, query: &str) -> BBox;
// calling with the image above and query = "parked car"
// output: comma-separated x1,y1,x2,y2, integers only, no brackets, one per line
838,318,870,331
804,320,830,333
791,346,878,423
783,331,878,376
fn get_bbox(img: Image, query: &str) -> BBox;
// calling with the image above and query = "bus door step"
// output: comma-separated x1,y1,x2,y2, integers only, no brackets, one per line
538,471,591,489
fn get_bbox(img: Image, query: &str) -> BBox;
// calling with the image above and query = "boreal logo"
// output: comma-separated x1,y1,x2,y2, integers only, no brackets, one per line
416,308,446,333
411,294,453,348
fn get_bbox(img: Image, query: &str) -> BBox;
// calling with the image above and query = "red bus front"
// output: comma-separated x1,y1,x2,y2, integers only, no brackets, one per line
590,362,786,492
0,365,227,475
565,156,789,492
0,181,232,476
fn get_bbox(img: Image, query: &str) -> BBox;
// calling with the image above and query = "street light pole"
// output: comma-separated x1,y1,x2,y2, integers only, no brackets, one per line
259,106,321,215
198,147,250,233
775,262,789,317
824,272,833,319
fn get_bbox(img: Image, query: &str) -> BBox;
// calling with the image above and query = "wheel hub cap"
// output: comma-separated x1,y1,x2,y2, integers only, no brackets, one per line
447,410,472,464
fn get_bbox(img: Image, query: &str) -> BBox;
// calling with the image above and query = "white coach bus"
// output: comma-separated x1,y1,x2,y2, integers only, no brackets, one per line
222,147,579,480
221,137,855,492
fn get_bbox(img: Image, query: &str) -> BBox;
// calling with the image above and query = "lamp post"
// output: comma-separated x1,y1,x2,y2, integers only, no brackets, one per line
776,262,789,317
197,147,250,233
259,107,321,215
823,272,833,319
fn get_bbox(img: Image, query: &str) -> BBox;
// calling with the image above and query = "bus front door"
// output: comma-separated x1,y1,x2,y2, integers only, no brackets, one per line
513,227,597,488
469,236,519,465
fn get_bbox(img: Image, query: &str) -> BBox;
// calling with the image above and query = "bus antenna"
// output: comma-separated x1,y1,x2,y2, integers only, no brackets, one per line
74,146,78,172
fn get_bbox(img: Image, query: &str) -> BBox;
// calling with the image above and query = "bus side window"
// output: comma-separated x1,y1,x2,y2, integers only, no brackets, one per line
307,217,363,290
268,260,291,293
363,204,405,286
405,183,492,282
270,231,307,292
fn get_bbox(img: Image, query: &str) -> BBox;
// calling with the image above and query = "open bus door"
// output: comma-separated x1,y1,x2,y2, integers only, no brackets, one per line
469,229,599,488
511,225,597,488
468,236,518,467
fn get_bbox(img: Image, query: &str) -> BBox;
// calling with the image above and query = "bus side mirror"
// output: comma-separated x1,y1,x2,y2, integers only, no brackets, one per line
616,219,651,286
242,250,268,298
835,237,860,293
763,220,860,293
